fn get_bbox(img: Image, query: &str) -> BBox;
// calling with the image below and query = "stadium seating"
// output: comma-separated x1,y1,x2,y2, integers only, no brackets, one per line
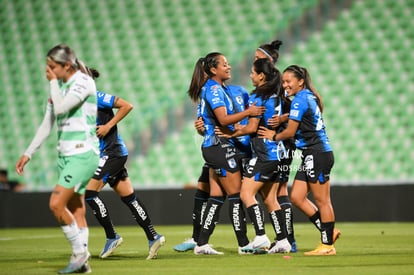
131,0,414,186
0,0,412,189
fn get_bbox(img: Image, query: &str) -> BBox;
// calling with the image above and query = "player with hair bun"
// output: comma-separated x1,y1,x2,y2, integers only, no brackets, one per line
258,65,339,256
254,39,298,252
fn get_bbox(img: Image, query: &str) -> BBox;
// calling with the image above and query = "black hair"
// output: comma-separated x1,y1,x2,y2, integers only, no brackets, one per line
284,65,324,112
188,52,223,103
257,40,283,64
251,58,281,100
85,67,100,79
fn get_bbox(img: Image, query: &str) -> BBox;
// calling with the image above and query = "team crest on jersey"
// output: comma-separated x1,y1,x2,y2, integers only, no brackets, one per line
235,95,243,105
228,158,237,169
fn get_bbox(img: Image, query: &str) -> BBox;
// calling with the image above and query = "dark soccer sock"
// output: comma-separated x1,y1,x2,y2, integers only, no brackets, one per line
269,209,288,241
309,211,322,231
197,196,225,246
228,193,249,247
121,193,157,240
85,190,117,239
192,189,209,242
246,204,266,237
278,195,295,243
321,221,335,245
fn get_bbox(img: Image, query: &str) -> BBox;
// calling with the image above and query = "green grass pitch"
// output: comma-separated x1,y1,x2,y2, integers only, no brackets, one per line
1,223,414,274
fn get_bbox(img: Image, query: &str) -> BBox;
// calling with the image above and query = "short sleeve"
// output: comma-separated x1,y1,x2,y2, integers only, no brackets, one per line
248,94,263,119
97,91,115,109
289,94,307,122
205,84,226,110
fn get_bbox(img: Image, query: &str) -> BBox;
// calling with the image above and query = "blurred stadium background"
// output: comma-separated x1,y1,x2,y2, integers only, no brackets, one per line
0,0,413,191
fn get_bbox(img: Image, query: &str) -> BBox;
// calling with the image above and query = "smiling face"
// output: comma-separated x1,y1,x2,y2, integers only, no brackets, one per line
282,71,304,96
210,55,231,84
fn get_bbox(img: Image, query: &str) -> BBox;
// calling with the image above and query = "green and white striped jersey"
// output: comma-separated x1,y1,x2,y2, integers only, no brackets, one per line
53,71,99,156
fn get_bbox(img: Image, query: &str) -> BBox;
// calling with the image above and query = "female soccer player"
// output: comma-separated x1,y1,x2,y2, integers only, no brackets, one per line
84,67,165,260
255,40,297,252
15,44,99,273
258,65,338,255
187,52,264,254
216,58,291,253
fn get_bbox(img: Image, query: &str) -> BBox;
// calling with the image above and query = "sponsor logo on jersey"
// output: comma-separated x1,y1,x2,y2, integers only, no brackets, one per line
290,109,299,118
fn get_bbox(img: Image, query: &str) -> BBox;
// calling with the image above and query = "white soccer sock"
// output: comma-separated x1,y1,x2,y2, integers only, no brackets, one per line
61,222,85,255
79,227,89,251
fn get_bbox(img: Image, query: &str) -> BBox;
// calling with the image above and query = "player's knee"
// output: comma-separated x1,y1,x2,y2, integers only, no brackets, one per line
289,192,302,207
49,199,64,215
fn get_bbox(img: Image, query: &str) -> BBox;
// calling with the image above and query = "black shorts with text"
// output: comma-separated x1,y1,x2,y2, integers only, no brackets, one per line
294,150,334,184
92,155,129,187
202,143,243,176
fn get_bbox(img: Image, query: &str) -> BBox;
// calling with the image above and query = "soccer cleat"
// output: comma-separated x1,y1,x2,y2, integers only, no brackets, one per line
173,238,196,252
58,251,90,274
290,241,297,253
239,235,270,254
99,234,123,258
304,244,336,256
238,242,268,255
268,238,291,254
194,244,224,255
333,228,341,244
249,234,271,250
76,261,92,273
238,243,254,255
146,234,166,260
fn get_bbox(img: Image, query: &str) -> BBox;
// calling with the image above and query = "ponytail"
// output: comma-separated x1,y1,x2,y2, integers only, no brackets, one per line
188,58,207,103
302,68,323,113
188,52,223,103
76,59,88,74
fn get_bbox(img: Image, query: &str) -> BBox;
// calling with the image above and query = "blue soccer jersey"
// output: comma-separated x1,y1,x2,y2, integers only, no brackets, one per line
248,93,286,161
200,79,236,148
96,91,128,157
227,85,251,155
288,89,332,151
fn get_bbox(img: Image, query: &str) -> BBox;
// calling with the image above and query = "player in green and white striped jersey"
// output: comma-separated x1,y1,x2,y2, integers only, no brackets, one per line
16,44,99,274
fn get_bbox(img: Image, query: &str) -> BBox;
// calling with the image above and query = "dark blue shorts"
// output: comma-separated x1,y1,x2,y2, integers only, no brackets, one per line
92,155,129,187
197,163,210,183
202,143,243,175
294,150,334,184
244,157,281,183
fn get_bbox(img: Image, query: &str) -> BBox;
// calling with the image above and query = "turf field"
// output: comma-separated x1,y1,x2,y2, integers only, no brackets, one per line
1,222,413,274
